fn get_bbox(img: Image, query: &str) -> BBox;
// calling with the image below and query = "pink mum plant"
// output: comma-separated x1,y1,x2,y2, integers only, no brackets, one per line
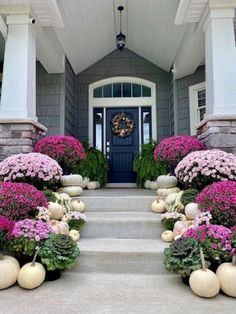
153,135,205,166
175,149,236,188
196,181,236,228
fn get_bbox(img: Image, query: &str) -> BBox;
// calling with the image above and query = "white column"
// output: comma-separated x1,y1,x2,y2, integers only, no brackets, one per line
204,0,236,115
0,14,37,120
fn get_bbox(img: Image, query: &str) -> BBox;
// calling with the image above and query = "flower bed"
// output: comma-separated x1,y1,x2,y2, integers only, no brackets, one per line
175,150,236,188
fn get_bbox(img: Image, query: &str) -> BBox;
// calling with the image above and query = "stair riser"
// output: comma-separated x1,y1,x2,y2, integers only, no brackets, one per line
80,197,155,212
74,252,166,274
80,221,163,239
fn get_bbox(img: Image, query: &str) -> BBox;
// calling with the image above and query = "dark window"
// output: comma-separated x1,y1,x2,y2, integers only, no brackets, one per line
123,83,131,97
94,87,102,98
103,84,112,98
113,83,122,97
142,85,151,97
132,84,141,97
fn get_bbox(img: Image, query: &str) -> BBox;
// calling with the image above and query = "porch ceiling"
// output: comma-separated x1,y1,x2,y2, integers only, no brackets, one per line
55,0,188,75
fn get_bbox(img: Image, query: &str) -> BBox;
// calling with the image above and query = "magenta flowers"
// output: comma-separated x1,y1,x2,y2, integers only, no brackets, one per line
0,152,62,188
196,181,236,228
175,149,236,188
34,135,86,168
0,182,47,221
153,135,205,166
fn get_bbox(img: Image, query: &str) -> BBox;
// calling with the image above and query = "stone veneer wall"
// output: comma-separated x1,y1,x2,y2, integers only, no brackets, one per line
0,120,47,161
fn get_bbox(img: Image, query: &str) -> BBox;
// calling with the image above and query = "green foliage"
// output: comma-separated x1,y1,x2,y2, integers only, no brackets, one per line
72,142,108,187
68,219,85,231
161,218,180,231
181,189,199,207
43,189,57,202
7,238,38,257
164,237,202,277
39,234,80,271
133,140,168,187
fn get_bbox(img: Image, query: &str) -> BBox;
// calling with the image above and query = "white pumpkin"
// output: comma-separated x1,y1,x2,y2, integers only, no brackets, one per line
185,203,200,220
190,249,220,298
95,181,100,189
173,221,189,238
81,177,90,189
69,230,80,241
144,180,151,189
157,187,180,199
149,181,159,190
71,199,86,212
18,262,45,290
151,199,166,213
47,202,64,220
0,255,20,290
161,230,173,242
49,220,69,234
60,174,82,187
59,186,83,197
87,181,97,190
216,256,236,297
157,175,177,188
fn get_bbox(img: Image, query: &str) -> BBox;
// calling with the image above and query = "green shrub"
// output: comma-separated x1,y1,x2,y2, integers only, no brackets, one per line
181,189,199,207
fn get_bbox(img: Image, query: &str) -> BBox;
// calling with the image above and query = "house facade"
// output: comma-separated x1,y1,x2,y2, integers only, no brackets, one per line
0,0,235,183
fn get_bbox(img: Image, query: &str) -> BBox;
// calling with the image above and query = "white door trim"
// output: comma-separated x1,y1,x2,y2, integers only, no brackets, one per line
88,76,157,147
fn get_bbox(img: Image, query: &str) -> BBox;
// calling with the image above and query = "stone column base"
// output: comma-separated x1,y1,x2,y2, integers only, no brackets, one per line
0,119,47,161
196,115,236,154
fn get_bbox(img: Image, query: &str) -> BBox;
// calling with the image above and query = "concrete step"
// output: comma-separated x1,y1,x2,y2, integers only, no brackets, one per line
76,238,168,274
79,188,157,212
80,212,163,239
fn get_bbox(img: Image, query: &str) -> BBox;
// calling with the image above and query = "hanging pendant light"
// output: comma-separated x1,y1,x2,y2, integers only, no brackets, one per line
116,6,126,50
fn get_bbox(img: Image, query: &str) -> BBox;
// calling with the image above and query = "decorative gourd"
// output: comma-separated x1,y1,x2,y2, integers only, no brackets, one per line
59,186,83,197
149,181,159,190
69,230,80,241
168,191,184,213
18,248,46,290
95,181,100,189
173,221,189,238
144,180,151,189
0,254,20,290
151,198,166,213
71,199,86,212
49,220,69,235
81,177,90,189
190,248,220,298
161,230,173,242
157,175,177,188
185,203,200,220
87,181,97,190
47,202,64,220
216,255,236,297
165,192,179,206
157,187,180,199
60,174,82,187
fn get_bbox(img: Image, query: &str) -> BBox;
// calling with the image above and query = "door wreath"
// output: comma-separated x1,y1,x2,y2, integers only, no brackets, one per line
112,112,135,138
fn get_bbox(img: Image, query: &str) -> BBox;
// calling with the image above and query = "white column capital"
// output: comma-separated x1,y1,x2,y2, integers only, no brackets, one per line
208,0,236,9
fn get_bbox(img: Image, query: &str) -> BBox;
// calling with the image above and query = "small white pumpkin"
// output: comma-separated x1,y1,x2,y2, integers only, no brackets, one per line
151,198,166,213
17,249,45,290
157,175,177,188
87,181,97,190
47,202,64,220
60,174,82,187
69,230,80,241
49,220,69,235
81,177,90,189
161,230,173,242
59,186,83,196
0,255,20,290
71,199,86,212
144,180,151,189
185,203,200,220
190,248,220,298
149,181,159,190
216,255,236,297
95,181,100,189
157,187,180,199
173,221,189,238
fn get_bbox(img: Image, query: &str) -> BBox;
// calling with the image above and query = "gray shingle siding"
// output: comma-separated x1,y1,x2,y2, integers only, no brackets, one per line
176,66,205,135
76,49,170,142
65,58,76,136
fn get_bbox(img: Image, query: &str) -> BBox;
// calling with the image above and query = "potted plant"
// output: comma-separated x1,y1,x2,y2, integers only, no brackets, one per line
164,237,202,285
161,212,185,231
62,211,87,232
38,234,80,281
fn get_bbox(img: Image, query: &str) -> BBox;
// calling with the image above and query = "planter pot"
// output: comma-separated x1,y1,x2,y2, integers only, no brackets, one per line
16,254,40,267
45,269,61,281
209,261,220,273
181,275,190,286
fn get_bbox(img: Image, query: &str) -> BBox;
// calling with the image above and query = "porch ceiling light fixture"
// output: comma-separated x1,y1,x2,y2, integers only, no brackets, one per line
116,6,126,51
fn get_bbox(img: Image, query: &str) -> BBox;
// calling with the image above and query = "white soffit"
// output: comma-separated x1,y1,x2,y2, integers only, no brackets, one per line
175,0,208,25
55,0,187,75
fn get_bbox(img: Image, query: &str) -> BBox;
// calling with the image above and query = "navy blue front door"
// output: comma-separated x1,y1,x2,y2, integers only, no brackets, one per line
106,108,139,183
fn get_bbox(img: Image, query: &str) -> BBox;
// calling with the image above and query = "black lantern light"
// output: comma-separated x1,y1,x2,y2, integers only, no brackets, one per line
116,6,126,50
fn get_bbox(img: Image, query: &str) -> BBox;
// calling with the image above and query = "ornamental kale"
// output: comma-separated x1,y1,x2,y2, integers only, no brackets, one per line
196,181,236,228
175,150,236,189
0,182,48,221
164,237,202,277
34,135,86,170
0,153,62,189
185,224,234,265
39,234,80,270
154,135,205,167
